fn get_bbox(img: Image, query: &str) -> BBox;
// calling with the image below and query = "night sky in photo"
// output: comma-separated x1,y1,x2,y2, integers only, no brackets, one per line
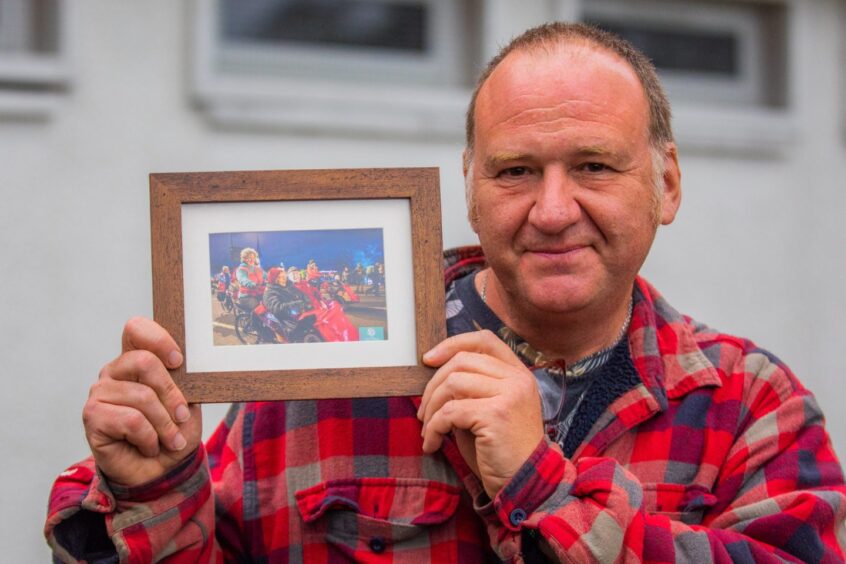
209,228,384,274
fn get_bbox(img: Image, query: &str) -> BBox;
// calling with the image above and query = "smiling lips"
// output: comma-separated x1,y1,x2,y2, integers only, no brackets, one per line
528,244,588,257
524,245,591,268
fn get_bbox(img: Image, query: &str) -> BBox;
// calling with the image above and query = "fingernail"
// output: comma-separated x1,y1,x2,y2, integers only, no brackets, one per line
422,349,435,362
172,432,187,451
167,351,183,368
175,405,190,423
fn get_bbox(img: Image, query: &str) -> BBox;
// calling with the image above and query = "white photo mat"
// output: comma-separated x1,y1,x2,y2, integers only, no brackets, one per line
181,199,417,373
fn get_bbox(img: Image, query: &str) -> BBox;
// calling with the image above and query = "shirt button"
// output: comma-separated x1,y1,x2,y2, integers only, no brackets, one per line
509,508,527,526
369,536,386,553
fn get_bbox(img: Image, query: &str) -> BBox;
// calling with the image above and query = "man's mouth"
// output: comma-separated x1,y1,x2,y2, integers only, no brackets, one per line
527,244,587,257
522,245,592,270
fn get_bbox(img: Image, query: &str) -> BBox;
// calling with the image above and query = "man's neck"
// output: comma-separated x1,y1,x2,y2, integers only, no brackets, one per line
476,268,633,364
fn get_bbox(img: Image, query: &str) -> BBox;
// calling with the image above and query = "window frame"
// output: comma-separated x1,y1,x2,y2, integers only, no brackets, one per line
191,0,475,137
556,0,798,155
191,0,801,152
0,0,70,119
214,0,465,88
582,0,768,108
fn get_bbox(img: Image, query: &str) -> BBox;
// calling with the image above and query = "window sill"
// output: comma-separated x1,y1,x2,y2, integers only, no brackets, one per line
0,90,64,120
673,105,795,156
195,81,794,153
0,54,70,120
194,77,469,139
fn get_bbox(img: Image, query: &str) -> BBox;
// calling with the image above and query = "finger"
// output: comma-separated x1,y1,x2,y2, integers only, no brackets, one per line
84,400,163,458
421,369,505,427
423,329,522,369
121,316,183,369
90,379,188,452
100,350,191,425
421,397,483,454
419,350,516,419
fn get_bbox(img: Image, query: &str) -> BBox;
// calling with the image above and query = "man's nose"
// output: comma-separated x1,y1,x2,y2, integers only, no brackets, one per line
526,166,580,234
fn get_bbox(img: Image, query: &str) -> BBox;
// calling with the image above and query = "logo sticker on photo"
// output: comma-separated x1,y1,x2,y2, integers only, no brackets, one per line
359,326,385,341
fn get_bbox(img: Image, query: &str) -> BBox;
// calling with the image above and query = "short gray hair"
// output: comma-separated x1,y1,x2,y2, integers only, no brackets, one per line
463,22,673,221
465,22,673,162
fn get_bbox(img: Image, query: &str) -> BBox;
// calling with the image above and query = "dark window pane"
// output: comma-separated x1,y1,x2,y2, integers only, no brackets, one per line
222,0,427,53
588,19,738,75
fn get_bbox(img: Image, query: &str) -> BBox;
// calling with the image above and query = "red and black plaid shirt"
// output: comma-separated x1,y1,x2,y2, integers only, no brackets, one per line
47,247,846,562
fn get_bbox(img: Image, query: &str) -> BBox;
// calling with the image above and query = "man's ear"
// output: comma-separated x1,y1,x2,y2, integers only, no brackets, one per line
462,150,481,234
659,143,682,226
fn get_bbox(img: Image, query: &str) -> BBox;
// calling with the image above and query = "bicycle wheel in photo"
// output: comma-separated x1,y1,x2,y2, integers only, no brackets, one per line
234,312,260,345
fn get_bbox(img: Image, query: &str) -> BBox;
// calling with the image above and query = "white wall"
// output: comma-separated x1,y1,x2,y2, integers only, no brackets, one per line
1,1,843,560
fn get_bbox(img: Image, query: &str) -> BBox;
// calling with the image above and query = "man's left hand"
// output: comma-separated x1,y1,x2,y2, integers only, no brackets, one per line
418,330,545,499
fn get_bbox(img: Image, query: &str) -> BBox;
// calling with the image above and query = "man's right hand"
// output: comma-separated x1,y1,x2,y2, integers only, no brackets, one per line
83,317,202,487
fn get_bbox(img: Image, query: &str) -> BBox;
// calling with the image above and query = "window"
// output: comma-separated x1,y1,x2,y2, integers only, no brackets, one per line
217,0,466,87
583,0,787,108
193,0,799,150
579,0,793,153
193,0,483,137
0,0,69,118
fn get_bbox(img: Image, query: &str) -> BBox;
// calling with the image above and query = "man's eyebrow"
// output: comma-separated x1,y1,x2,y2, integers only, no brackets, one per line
575,146,613,157
482,147,623,170
483,152,529,169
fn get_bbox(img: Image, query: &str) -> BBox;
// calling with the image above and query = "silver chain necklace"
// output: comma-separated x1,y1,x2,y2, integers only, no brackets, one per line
480,269,490,302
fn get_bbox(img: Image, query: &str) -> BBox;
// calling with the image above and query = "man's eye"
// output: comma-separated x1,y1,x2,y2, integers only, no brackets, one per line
583,162,610,173
499,167,529,178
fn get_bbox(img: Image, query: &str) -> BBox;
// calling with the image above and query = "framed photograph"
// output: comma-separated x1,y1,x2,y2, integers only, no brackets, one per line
150,168,445,403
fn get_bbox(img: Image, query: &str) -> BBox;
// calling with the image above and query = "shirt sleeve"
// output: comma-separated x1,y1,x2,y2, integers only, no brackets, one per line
45,404,247,563
474,365,846,562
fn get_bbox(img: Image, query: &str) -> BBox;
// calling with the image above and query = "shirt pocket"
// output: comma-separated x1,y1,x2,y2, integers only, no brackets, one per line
295,477,462,557
640,483,717,525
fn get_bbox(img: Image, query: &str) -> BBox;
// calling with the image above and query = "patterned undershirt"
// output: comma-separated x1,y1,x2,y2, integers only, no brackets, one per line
445,272,642,457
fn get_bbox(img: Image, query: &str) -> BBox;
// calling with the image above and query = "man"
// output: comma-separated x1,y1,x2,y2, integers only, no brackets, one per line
46,23,845,562
306,258,320,281
353,261,365,292
214,265,231,304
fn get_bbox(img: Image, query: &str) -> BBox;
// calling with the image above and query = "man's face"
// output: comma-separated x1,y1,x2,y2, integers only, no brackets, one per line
467,43,680,317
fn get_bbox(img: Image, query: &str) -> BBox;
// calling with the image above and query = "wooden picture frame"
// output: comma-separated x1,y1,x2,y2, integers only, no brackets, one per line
150,168,445,403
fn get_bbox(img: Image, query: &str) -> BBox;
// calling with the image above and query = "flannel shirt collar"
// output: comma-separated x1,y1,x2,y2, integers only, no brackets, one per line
442,247,722,409
630,277,722,404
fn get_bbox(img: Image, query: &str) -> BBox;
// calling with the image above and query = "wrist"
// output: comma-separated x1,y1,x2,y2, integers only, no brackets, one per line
494,438,568,531
105,448,203,502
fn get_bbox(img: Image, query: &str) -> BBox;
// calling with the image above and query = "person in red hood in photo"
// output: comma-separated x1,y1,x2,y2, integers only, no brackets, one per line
263,266,311,327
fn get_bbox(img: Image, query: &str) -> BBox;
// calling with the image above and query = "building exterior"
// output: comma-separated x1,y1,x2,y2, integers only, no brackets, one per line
1,1,844,560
